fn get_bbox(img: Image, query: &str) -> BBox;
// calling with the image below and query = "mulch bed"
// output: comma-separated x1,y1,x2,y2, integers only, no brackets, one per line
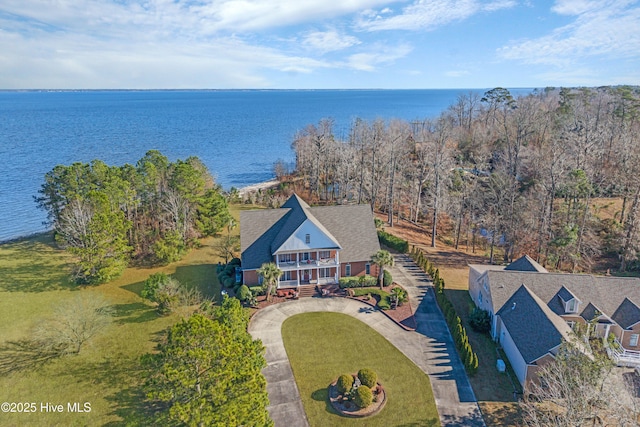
247,284,417,331
328,379,387,418
347,284,417,331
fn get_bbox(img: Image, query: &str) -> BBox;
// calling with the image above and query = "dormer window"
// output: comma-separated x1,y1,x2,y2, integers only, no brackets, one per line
305,234,310,244
566,299,578,313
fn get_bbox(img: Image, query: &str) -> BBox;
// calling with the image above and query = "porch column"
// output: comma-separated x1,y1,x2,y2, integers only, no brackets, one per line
297,268,300,287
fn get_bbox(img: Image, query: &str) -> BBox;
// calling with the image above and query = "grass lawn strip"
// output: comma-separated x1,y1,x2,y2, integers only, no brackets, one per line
282,312,439,427
0,204,262,425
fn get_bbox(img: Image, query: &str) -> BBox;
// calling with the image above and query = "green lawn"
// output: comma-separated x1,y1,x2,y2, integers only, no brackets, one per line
282,312,440,427
0,223,229,425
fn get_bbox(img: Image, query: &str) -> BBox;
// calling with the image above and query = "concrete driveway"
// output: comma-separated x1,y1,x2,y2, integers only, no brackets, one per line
248,254,485,427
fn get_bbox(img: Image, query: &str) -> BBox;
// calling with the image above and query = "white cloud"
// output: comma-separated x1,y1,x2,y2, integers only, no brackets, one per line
302,30,361,53
345,43,412,71
356,0,515,31
498,1,640,65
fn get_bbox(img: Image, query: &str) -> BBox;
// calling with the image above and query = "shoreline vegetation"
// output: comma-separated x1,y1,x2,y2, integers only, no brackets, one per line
0,178,282,246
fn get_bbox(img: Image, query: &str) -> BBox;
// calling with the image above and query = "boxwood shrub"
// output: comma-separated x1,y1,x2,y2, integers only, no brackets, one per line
357,368,377,388
353,385,373,408
336,374,354,394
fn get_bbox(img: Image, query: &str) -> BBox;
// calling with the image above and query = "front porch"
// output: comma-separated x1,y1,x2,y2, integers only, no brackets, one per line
277,264,339,289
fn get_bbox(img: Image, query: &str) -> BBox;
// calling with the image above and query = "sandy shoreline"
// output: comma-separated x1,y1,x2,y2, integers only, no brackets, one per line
237,179,280,196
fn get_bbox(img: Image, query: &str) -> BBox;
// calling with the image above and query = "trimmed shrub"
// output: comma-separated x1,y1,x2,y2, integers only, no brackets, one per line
357,368,378,388
336,374,354,394
383,270,393,287
377,230,409,253
377,295,391,310
249,286,264,296
353,385,373,409
229,257,241,266
237,285,251,302
223,276,235,289
340,275,377,288
469,307,491,334
339,277,361,288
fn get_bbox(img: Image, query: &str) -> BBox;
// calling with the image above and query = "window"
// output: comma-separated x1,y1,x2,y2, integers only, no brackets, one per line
478,292,483,304
631,334,639,347
305,234,310,244
279,253,292,263
280,271,293,281
365,263,370,275
566,321,576,330
483,278,489,292
567,299,577,313
319,250,331,259
345,264,351,277
319,268,331,278
301,252,310,261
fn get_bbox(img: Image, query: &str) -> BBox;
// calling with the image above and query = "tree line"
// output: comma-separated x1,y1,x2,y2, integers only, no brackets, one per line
36,150,231,283
291,86,640,272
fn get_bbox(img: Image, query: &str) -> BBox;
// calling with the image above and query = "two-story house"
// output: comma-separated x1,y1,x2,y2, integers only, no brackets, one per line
240,194,380,288
469,255,640,389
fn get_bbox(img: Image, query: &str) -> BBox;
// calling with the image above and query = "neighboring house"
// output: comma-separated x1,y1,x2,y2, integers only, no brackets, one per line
240,194,380,288
469,255,640,389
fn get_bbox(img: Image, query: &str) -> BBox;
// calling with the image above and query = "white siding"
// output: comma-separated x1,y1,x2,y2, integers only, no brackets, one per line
498,317,528,388
275,219,339,252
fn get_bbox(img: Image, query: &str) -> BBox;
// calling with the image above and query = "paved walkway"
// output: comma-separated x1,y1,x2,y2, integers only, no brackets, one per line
248,254,485,427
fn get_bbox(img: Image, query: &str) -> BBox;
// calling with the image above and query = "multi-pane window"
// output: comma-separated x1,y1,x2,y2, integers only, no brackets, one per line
319,250,331,259
345,264,351,277
279,253,293,263
631,334,639,347
305,234,310,244
319,268,331,278
365,263,370,275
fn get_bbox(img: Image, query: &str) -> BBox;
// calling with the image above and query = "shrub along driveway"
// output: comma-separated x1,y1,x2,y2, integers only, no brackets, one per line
248,256,486,427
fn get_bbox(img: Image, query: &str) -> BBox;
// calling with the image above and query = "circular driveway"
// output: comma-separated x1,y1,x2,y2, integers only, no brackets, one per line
249,255,486,427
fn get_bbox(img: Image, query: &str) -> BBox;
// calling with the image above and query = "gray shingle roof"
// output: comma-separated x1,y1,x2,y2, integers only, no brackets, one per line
556,285,577,303
497,285,573,364
240,194,380,270
485,270,640,322
612,298,640,329
504,255,548,273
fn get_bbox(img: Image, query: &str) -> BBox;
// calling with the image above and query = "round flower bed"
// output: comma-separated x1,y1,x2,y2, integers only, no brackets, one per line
328,371,386,418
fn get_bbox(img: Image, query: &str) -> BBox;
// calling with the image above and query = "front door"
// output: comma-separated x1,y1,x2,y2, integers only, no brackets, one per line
302,269,310,283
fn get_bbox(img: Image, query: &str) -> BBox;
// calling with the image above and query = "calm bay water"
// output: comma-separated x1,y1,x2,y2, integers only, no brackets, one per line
0,89,532,241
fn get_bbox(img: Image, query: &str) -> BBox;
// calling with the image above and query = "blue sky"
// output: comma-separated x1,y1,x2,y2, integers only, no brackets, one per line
1,0,638,89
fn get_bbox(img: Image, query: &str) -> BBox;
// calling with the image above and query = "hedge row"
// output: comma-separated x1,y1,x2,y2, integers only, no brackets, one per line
377,230,409,253
339,275,377,288
409,246,479,375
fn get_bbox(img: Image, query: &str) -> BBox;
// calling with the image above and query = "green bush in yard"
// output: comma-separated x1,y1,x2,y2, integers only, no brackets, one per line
237,285,251,302
469,307,491,334
249,286,264,295
336,374,354,394
383,270,392,287
353,385,373,408
357,368,378,388
377,230,409,253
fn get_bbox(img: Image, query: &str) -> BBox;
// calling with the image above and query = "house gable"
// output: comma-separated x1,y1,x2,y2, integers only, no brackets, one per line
274,218,341,253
